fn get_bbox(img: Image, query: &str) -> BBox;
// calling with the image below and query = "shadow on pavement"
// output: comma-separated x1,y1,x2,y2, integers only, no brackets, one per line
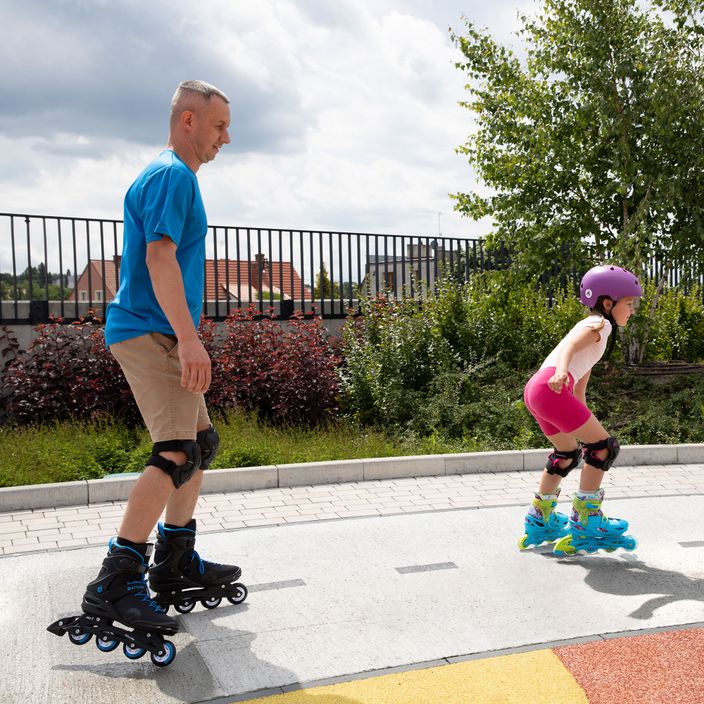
554,555,704,619
52,601,363,704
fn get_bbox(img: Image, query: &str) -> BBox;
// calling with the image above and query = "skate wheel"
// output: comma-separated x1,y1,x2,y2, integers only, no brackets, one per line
123,643,146,660
623,536,638,551
553,536,576,557
96,635,119,652
227,584,248,605
68,629,92,645
202,597,221,609
517,535,530,550
151,640,176,667
175,598,196,614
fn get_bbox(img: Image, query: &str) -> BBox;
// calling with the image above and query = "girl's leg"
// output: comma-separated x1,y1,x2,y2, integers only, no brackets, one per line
520,430,578,548
571,414,611,492
538,431,580,494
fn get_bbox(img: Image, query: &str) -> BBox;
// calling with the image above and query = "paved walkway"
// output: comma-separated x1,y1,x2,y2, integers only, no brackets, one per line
1,462,702,556
3,489,704,703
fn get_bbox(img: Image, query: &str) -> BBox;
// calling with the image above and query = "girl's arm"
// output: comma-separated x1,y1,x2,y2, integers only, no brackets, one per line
548,325,602,392
573,369,590,404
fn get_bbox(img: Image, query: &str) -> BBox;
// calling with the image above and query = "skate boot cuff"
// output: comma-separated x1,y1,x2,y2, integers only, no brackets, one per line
110,537,153,564
160,519,197,535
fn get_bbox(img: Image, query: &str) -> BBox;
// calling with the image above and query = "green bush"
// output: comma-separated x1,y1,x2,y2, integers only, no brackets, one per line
340,295,455,426
644,284,704,362
340,271,583,429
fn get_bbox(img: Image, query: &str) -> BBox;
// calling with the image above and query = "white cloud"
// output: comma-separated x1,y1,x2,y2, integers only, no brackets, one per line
0,0,529,242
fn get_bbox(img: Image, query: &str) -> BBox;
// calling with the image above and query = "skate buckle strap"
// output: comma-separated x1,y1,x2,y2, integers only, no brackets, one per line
532,496,557,522
114,556,149,575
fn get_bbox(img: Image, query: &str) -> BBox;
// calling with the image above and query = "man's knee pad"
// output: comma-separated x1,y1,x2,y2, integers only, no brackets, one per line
147,440,201,489
196,425,220,470
545,448,581,477
581,436,620,471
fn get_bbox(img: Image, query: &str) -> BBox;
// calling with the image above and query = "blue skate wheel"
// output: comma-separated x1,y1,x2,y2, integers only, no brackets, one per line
227,584,248,605
123,642,146,660
96,635,119,652
175,597,196,614
150,640,176,667
68,629,92,645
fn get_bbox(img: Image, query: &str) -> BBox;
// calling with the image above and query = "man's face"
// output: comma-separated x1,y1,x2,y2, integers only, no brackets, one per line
192,96,231,165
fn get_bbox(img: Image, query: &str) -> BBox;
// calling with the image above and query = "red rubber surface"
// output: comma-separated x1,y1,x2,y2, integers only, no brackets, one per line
554,628,704,704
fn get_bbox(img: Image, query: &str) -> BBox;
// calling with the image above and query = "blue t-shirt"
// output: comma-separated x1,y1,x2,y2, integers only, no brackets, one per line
105,150,207,346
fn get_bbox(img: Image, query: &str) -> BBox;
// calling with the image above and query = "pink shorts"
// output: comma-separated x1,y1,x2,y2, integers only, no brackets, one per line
523,367,591,436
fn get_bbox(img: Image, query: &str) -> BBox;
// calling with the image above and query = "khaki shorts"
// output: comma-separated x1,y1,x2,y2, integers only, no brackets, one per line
110,333,210,442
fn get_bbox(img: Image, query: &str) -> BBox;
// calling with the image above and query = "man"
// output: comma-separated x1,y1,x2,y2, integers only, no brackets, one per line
48,81,243,666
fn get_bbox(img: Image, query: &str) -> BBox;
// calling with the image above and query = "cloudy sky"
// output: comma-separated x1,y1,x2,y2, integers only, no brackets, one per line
0,0,533,241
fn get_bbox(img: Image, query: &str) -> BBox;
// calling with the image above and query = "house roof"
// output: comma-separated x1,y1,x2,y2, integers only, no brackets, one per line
71,257,312,302
204,259,311,300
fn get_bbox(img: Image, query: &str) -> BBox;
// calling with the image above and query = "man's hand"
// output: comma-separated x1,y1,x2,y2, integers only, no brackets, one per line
178,337,211,392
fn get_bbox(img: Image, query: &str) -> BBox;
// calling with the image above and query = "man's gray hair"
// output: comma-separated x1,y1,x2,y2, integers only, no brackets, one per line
170,80,229,124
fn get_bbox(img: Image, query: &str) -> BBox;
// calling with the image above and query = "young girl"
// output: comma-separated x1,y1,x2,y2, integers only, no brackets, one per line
519,264,642,555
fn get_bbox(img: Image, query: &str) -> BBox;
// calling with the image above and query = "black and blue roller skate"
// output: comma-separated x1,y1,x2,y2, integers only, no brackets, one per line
148,519,248,614
47,539,179,666
553,489,637,556
518,490,569,550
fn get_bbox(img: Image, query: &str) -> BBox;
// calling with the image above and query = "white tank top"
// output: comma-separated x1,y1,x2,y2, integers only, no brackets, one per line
540,315,612,383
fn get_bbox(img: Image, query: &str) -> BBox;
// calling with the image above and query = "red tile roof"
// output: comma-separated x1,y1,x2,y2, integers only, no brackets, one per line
204,259,311,301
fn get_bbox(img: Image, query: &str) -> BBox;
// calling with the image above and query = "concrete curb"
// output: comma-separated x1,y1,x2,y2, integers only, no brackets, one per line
1,443,703,513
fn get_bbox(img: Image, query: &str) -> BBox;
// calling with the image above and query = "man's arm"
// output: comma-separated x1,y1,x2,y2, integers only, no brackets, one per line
146,236,211,393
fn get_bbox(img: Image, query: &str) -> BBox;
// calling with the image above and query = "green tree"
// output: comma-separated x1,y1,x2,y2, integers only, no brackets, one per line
452,0,704,361
314,262,340,299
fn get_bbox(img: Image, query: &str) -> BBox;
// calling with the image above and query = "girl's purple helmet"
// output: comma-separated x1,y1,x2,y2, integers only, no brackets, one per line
579,265,643,308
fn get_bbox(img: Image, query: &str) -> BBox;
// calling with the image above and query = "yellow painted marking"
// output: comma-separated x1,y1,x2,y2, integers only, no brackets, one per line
239,649,589,703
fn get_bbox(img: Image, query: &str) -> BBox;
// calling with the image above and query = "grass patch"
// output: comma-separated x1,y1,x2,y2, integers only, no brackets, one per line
0,413,465,488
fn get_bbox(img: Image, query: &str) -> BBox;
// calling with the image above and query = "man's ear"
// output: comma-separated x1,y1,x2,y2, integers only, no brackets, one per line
180,110,195,131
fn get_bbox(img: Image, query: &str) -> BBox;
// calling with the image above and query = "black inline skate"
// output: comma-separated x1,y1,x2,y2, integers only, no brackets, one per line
149,519,248,613
47,539,179,667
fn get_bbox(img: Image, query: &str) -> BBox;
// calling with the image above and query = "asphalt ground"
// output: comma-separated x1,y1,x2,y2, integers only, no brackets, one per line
0,467,704,704
1,463,702,703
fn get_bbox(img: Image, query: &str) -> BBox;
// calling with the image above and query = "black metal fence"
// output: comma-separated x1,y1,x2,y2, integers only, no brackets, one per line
0,212,507,324
4,212,702,326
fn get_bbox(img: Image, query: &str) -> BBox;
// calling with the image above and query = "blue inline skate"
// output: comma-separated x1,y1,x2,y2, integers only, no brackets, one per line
553,489,637,556
47,539,179,666
518,490,569,550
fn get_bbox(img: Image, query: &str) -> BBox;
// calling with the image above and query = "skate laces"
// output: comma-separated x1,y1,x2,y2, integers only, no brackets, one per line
127,577,166,613
190,550,223,575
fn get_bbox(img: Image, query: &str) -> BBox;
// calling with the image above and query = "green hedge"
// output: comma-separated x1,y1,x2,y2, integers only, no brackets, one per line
3,367,704,487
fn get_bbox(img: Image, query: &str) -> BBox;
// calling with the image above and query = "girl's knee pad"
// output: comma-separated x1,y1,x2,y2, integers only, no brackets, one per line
581,436,620,471
545,448,581,477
